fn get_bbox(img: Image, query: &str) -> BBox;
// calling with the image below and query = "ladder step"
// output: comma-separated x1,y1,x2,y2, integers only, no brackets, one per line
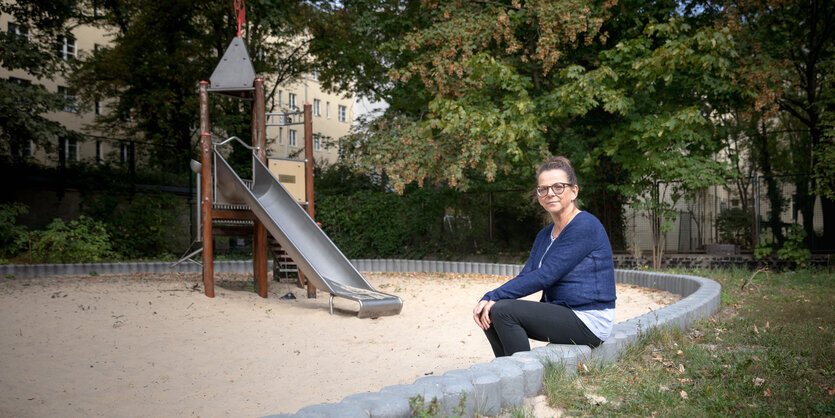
268,234,301,280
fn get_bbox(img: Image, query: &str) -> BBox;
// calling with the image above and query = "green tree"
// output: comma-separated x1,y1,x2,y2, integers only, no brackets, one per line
311,1,736,262
68,0,313,175
307,0,430,114
819,101,835,200
723,0,835,249
595,16,736,267
0,0,82,162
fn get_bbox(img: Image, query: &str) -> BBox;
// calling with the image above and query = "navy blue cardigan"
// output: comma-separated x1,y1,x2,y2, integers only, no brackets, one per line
481,211,617,311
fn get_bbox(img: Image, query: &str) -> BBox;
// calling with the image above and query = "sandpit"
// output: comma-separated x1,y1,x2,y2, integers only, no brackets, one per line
0,271,679,417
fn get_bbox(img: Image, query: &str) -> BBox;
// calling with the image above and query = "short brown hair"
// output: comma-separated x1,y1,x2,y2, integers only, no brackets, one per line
536,156,577,185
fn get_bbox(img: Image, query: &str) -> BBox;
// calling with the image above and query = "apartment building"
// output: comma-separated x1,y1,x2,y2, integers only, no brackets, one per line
1,11,352,168
266,72,353,165
1,12,122,166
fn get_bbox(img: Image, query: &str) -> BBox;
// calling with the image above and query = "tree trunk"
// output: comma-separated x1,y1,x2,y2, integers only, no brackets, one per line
821,196,835,251
757,120,785,244
650,183,664,270
795,174,816,246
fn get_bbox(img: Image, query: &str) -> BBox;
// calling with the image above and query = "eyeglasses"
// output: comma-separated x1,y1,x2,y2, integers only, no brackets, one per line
535,182,573,197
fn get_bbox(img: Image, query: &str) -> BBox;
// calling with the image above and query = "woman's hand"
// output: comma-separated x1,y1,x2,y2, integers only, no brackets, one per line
473,299,496,330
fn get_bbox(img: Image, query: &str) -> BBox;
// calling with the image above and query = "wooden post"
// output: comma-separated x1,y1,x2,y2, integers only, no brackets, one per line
303,103,316,298
198,81,214,298
252,79,269,298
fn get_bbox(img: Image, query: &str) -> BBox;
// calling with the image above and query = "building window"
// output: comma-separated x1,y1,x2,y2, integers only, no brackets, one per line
9,77,29,85
69,139,78,162
8,22,30,41
277,90,282,108
289,129,297,147
57,86,78,113
120,143,129,164
311,71,319,81
313,99,321,116
57,35,76,61
326,102,330,119
63,138,78,162
277,127,283,145
14,139,33,159
288,93,296,110
313,134,321,151
338,105,347,122
94,99,102,116
95,141,103,164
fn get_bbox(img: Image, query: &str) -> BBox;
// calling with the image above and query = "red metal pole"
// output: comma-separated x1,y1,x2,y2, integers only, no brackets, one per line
252,79,268,298
303,103,316,298
199,81,214,298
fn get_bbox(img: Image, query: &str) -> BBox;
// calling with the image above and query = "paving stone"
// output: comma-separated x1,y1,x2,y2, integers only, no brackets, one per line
269,401,368,418
443,368,502,417
589,332,626,364
470,359,524,408
413,375,475,417
379,382,443,413
503,355,544,396
341,392,410,418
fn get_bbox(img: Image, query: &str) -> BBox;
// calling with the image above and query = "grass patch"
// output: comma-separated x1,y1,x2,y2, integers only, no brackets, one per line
542,268,835,416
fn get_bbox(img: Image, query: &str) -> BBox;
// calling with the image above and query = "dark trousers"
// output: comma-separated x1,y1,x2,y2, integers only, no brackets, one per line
484,299,603,357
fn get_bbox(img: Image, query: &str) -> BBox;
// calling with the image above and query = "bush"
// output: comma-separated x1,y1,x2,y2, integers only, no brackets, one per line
715,208,753,248
0,203,28,258
317,188,445,258
754,224,812,270
754,238,774,261
23,216,114,263
314,162,541,259
82,192,183,259
777,224,811,269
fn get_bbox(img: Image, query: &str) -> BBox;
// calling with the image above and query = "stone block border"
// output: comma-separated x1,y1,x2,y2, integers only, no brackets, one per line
273,260,721,417
0,260,721,417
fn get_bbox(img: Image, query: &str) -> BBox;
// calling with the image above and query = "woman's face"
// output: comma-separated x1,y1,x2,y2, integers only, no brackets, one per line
536,169,578,217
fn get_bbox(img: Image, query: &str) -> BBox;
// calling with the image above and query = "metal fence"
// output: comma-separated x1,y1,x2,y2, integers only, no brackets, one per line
8,158,832,257
622,174,830,253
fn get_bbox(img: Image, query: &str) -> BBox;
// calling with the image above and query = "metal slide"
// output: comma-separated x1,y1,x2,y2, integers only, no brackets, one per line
213,150,403,318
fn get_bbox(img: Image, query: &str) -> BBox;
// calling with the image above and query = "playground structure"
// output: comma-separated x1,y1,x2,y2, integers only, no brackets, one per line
178,30,402,318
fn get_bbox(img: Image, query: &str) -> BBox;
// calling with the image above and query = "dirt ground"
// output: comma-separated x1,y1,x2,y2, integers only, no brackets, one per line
0,272,679,417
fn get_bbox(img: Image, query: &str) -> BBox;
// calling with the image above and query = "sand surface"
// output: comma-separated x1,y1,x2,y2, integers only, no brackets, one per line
0,272,678,417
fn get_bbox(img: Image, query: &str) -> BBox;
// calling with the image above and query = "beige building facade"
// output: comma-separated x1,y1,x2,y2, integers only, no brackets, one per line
265,73,353,165
1,12,123,166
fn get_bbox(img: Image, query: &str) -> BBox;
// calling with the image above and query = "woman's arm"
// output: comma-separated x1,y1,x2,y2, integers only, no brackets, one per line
480,225,549,301
482,214,602,301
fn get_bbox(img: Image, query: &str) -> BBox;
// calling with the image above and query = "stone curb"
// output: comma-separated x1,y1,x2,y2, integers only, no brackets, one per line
0,260,721,417
0,260,264,278
270,261,721,417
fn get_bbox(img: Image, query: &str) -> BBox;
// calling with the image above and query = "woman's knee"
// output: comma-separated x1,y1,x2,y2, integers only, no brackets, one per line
490,299,515,320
